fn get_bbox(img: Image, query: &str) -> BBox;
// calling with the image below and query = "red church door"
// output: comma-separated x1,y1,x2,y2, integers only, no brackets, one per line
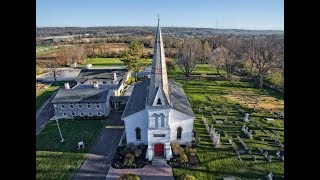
154,143,164,157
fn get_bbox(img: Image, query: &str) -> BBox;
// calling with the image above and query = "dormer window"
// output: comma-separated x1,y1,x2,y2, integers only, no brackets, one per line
157,98,162,105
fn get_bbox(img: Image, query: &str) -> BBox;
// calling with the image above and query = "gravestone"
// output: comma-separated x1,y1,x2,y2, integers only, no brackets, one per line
266,172,273,180
215,120,224,124
243,113,250,122
268,156,272,162
248,150,252,156
263,151,268,157
229,139,232,144
258,148,263,153
276,151,280,157
253,155,256,161
281,156,284,161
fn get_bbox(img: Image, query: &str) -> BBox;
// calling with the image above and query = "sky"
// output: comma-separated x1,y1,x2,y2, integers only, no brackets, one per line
36,0,284,30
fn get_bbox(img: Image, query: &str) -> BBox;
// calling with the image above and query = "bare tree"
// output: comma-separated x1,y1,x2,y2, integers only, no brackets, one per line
56,46,86,66
201,41,211,63
247,37,283,88
207,47,225,76
176,38,202,77
218,38,244,78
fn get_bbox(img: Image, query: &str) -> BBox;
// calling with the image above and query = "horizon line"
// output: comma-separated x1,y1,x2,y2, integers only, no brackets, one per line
36,25,284,31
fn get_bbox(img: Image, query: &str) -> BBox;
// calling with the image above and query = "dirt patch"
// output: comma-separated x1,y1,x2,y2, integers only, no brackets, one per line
225,91,284,112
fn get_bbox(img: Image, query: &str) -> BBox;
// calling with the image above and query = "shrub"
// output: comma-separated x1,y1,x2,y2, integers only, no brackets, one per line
171,143,180,156
138,143,145,150
130,145,138,152
120,146,132,156
177,174,196,180
185,148,197,157
124,153,135,167
178,152,188,164
134,149,142,158
178,147,185,156
118,173,140,180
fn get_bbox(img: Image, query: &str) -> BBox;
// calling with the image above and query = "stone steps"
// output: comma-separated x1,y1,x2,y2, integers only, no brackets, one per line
152,157,167,165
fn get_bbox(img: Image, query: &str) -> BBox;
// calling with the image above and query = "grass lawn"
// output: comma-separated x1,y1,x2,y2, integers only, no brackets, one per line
36,119,105,180
79,58,152,68
36,83,60,110
169,64,227,77
36,81,74,111
170,77,284,179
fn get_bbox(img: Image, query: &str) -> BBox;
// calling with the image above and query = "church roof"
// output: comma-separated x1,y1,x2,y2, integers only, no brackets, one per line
122,80,149,118
52,88,110,103
76,68,128,83
122,80,195,119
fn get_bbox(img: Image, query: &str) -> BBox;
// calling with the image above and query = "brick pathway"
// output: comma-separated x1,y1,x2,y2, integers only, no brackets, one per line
106,164,174,180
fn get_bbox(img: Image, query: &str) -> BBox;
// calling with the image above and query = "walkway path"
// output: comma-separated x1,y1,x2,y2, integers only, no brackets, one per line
106,164,174,180
72,111,124,180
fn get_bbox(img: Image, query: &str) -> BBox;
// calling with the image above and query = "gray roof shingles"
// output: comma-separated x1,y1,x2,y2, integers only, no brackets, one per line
122,80,195,119
52,88,109,103
76,68,128,83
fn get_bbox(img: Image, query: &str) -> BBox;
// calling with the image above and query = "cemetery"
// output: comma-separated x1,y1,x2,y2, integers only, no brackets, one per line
170,78,284,179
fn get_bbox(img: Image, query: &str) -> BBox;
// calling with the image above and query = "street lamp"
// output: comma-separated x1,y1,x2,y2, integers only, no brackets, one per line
50,116,65,142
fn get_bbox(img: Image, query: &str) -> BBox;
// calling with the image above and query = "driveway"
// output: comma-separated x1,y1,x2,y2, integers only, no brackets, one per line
36,68,81,82
72,111,124,180
36,91,57,133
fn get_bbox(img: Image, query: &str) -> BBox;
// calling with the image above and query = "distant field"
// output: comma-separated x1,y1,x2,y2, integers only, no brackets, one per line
36,119,105,180
79,58,152,67
169,64,227,76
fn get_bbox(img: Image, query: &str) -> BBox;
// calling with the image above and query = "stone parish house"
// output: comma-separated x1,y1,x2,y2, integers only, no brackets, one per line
51,68,131,119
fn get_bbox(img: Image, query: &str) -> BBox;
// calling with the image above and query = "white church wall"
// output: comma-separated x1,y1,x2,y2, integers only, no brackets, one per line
169,109,194,144
123,110,148,145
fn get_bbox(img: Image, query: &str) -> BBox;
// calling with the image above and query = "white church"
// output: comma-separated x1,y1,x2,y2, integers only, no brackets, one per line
121,19,195,161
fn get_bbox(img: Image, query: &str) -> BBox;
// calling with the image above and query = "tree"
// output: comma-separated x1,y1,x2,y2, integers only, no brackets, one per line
120,40,145,80
56,46,86,66
207,47,224,75
201,41,211,63
176,38,202,77
219,38,244,78
246,37,283,88
42,58,62,82
166,58,176,72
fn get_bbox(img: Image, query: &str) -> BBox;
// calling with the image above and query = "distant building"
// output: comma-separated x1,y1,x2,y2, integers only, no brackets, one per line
51,68,132,119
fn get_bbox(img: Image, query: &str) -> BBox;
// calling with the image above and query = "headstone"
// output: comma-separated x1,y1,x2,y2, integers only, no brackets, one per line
237,155,242,161
248,150,252,156
243,113,250,122
276,151,280,157
258,148,263,153
253,155,256,161
215,120,224,124
268,156,272,162
263,151,268,157
266,172,273,180
77,141,85,149
281,156,284,161
229,139,232,144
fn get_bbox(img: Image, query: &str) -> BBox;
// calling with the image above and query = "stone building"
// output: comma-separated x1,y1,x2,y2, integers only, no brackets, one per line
122,19,195,161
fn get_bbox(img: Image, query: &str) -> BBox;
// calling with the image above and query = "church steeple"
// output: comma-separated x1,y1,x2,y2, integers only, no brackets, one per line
147,16,170,105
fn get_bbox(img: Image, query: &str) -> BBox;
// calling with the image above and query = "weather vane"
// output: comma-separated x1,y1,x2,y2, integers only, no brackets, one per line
158,14,160,24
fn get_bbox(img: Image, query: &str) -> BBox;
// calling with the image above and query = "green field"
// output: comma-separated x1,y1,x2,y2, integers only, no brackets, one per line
36,84,60,110
36,119,105,180
79,58,152,68
171,76,284,179
169,64,227,77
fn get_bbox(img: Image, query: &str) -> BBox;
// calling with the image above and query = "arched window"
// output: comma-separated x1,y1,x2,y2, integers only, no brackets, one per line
157,98,162,105
177,127,182,140
136,128,141,140
160,113,165,128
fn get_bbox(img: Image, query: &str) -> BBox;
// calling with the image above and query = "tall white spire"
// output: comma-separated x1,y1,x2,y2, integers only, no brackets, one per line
148,15,170,105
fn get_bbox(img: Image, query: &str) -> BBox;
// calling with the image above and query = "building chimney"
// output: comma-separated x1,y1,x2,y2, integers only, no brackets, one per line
64,83,70,89
93,83,99,88
113,72,117,82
